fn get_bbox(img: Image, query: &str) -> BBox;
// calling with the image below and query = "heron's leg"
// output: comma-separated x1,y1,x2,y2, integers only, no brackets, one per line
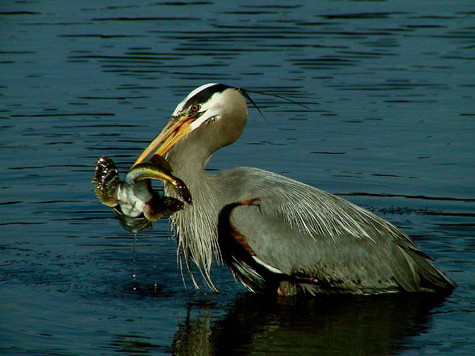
277,281,300,297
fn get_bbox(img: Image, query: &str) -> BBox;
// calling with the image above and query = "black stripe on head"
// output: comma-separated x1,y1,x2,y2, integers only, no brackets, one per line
183,83,232,110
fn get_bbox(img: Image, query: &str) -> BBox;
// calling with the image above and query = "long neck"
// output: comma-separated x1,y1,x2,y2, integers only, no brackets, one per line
164,135,227,291
161,89,248,290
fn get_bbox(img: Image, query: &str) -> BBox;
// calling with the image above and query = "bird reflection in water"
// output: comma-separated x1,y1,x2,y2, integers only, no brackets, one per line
171,292,446,355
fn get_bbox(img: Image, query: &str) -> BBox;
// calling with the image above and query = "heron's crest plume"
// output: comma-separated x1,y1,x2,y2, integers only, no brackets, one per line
238,87,311,116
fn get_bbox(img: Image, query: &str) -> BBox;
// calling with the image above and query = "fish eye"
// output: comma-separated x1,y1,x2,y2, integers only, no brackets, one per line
190,104,200,112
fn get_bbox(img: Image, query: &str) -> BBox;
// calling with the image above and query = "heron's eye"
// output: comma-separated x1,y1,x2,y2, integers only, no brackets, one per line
190,104,200,112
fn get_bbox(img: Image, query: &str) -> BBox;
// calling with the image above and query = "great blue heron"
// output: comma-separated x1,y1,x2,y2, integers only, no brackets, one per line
132,83,455,296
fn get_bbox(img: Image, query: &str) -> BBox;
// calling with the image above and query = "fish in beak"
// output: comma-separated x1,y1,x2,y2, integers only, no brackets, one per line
92,155,192,231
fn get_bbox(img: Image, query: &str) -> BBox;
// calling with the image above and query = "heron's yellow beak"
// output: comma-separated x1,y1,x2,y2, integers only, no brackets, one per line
132,114,194,168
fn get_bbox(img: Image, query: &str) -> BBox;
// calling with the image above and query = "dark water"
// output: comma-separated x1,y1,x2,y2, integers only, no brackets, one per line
1,0,474,354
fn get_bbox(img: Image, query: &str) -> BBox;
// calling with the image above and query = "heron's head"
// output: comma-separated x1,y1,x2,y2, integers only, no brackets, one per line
133,83,248,167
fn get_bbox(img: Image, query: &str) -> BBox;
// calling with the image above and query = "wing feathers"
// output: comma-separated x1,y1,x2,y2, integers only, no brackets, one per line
215,168,455,295
225,196,454,294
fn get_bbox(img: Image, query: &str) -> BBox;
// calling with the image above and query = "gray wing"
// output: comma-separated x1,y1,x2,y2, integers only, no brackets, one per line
225,170,455,294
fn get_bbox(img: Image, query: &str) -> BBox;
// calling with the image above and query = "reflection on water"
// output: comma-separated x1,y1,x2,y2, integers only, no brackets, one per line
1,0,475,355
172,293,446,355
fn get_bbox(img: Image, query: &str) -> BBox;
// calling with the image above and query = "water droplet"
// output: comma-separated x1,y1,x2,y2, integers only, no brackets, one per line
132,233,138,287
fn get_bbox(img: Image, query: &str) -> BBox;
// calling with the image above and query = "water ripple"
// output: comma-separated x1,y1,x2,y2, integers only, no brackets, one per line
1,1,474,354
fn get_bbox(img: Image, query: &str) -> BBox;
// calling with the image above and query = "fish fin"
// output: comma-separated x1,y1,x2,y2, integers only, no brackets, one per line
144,194,185,221
143,205,164,222
92,157,120,207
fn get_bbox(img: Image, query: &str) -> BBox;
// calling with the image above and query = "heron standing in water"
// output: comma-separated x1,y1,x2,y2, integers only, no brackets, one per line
132,83,455,296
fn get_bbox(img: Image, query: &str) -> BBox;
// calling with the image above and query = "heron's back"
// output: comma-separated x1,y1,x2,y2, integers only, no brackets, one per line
216,167,455,294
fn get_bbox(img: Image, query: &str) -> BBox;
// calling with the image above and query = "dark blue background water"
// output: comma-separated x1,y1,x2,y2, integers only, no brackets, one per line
1,0,474,354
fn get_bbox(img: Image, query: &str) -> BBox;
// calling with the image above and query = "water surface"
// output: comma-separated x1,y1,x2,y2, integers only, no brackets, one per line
1,0,474,354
